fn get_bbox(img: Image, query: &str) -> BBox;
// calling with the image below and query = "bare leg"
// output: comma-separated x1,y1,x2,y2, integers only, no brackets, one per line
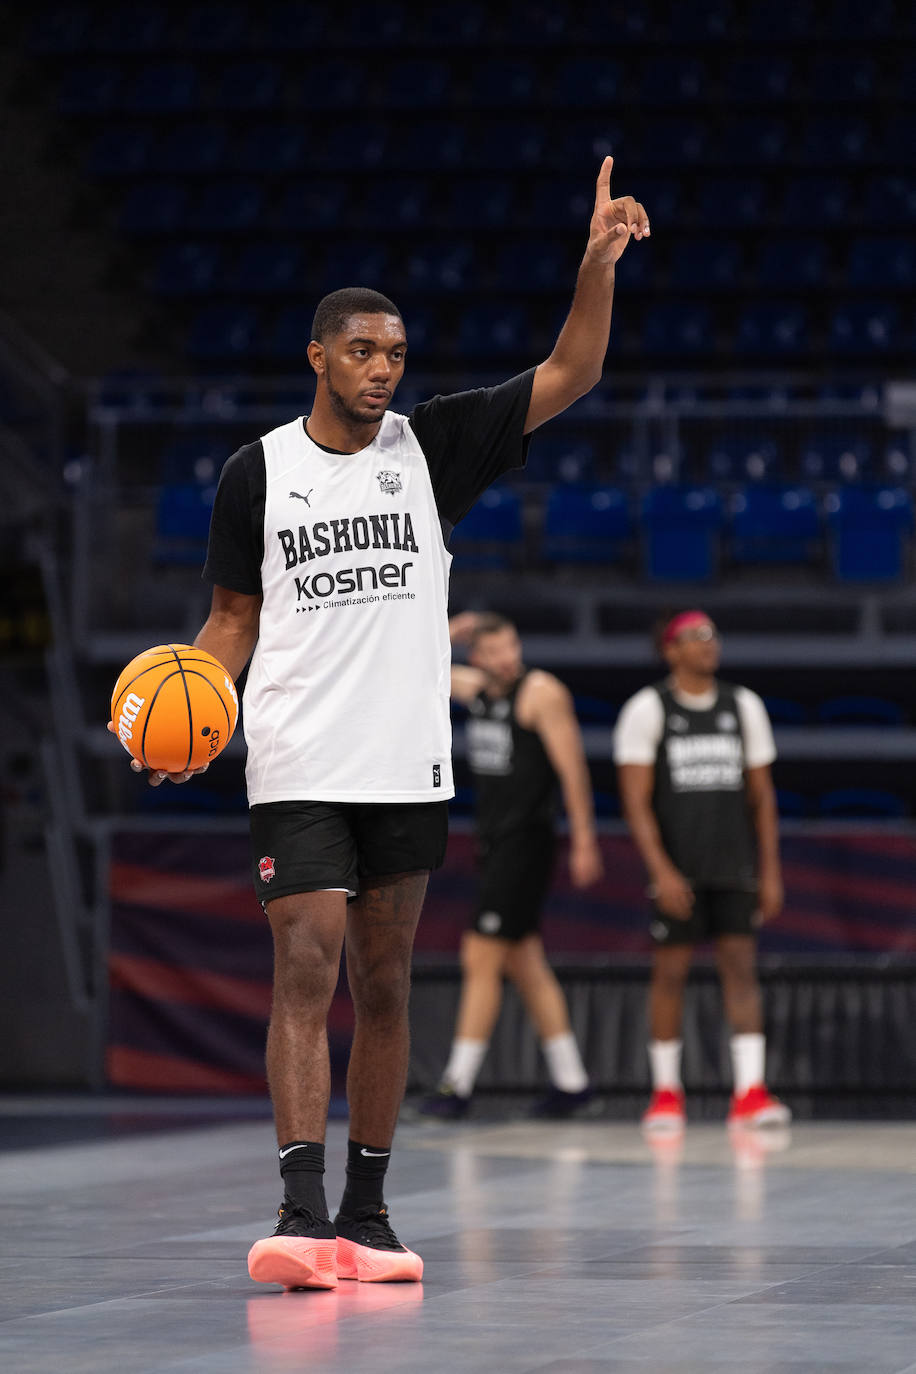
649,944,694,1042
715,934,763,1034
345,870,428,1146
453,930,511,1041
504,934,571,1039
264,889,348,1144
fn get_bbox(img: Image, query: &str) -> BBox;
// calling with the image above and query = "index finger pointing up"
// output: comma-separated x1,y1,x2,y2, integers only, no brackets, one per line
594,155,613,208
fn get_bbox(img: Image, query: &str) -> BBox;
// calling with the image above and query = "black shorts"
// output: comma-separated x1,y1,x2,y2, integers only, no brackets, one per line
650,887,760,947
249,800,449,905
471,828,556,942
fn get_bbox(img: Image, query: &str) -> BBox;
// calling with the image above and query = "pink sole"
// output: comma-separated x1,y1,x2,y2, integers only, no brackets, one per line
336,1236,424,1282
247,1236,338,1289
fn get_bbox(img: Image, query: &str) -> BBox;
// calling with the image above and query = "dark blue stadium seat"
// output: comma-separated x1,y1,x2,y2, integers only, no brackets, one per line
150,125,226,176
884,438,914,483
784,175,849,227
801,436,873,483
530,177,597,229
548,122,623,174
264,305,312,360
735,304,808,357
817,696,905,727
525,435,596,484
807,55,875,102
728,484,821,565
120,182,188,235
669,0,732,40
29,4,91,53
92,5,169,51
801,115,870,165
696,177,764,228
190,180,264,232
153,482,216,565
763,698,808,727
643,304,714,355
866,175,916,225
775,789,807,818
745,0,814,40
373,178,429,229
188,305,259,361
470,57,536,106
826,485,913,581
640,55,705,102
465,120,543,170
848,239,916,290
88,127,152,177
215,59,283,110
642,485,723,581
410,3,485,44
231,243,303,294
125,61,198,114
885,113,916,164
641,118,707,167
58,63,122,114
542,484,632,564
669,239,740,290
716,116,785,166
158,434,230,484
404,241,475,293
387,120,463,170
382,58,451,108
819,788,908,819
275,180,348,230
827,0,895,38
707,434,784,483
297,58,367,108
259,2,343,50
757,240,826,290
721,56,792,103
495,241,571,292
458,304,530,357
154,242,223,295
449,486,523,568
446,179,514,229
321,244,388,290
183,1,249,49
554,57,624,106
829,303,899,354
233,124,307,175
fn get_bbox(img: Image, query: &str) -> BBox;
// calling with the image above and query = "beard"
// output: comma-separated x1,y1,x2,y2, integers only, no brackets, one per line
325,368,389,426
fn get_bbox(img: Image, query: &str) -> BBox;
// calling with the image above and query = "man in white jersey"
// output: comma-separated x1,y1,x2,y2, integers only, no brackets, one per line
614,610,790,1137
113,159,649,1289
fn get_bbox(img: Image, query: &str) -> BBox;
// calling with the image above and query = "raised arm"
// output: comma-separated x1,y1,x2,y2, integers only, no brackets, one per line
520,672,603,888
525,156,649,433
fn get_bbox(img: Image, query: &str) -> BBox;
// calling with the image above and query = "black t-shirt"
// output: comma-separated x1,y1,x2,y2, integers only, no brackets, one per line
203,368,536,596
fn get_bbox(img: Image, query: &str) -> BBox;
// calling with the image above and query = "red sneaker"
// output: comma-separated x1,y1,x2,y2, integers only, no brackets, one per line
641,1088,686,1135
727,1084,791,1127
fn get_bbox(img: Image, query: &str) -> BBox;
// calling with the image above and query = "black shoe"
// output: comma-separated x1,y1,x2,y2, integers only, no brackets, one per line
418,1085,471,1119
529,1086,593,1119
335,1204,424,1281
247,1201,338,1289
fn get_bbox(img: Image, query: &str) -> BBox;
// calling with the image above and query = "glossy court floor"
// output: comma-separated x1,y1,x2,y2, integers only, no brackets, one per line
2,1099,916,1373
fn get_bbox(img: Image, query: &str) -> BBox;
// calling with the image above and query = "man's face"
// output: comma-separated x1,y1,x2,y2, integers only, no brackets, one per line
665,618,721,676
470,626,523,688
313,313,407,425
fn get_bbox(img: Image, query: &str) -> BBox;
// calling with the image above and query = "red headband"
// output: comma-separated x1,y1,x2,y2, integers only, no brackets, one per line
661,611,711,646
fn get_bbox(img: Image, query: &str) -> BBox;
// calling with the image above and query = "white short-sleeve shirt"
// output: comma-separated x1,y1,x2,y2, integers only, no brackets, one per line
613,682,776,769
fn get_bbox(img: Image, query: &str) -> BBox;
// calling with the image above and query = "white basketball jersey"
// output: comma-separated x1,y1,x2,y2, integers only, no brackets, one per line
243,413,454,804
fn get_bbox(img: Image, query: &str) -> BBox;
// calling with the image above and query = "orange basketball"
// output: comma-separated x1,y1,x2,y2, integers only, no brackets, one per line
110,644,239,773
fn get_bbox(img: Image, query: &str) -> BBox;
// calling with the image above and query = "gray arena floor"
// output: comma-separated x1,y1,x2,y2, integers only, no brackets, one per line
1,1101,916,1373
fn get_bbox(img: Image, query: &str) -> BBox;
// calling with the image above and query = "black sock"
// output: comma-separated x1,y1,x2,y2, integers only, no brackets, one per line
278,1140,328,1218
339,1138,390,1215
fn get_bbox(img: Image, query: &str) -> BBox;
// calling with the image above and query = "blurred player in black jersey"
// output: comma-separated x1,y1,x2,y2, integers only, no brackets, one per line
420,613,603,1119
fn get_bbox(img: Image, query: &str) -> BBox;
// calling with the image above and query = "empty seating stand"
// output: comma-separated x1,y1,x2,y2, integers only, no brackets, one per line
825,485,913,581
642,485,723,581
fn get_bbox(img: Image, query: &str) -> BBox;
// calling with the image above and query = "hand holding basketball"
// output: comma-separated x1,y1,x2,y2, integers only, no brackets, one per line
109,644,239,783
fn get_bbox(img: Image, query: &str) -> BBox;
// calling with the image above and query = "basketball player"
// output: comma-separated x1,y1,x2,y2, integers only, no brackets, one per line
420,612,602,1120
112,159,648,1288
614,610,790,1135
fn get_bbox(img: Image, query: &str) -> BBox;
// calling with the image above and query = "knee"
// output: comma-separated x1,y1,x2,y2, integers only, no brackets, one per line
651,956,691,997
271,926,340,1008
349,953,412,1023
460,934,508,980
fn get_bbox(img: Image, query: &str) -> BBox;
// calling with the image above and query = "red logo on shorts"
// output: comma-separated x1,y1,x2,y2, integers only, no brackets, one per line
259,855,276,883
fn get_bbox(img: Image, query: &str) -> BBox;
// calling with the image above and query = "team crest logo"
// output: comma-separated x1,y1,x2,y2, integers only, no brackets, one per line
669,714,689,732
479,911,502,934
258,855,276,883
376,469,402,495
717,712,738,732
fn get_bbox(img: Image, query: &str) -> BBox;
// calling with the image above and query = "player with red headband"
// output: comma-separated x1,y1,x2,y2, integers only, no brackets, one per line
613,609,790,1134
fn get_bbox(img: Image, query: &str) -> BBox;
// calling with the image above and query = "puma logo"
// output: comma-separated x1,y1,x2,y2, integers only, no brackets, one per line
290,489,313,506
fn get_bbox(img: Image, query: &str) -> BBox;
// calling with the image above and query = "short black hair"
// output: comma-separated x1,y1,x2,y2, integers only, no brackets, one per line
470,612,515,647
310,288,403,344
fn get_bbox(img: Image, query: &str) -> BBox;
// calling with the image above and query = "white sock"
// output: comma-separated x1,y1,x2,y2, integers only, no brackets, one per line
730,1032,766,1096
440,1038,488,1097
542,1031,589,1093
649,1039,683,1092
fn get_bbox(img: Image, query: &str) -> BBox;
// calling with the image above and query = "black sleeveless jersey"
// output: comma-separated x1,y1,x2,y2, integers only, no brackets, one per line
651,680,757,890
465,672,558,840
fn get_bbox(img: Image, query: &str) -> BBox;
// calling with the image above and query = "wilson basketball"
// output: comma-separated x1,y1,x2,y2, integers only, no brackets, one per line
111,644,239,773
